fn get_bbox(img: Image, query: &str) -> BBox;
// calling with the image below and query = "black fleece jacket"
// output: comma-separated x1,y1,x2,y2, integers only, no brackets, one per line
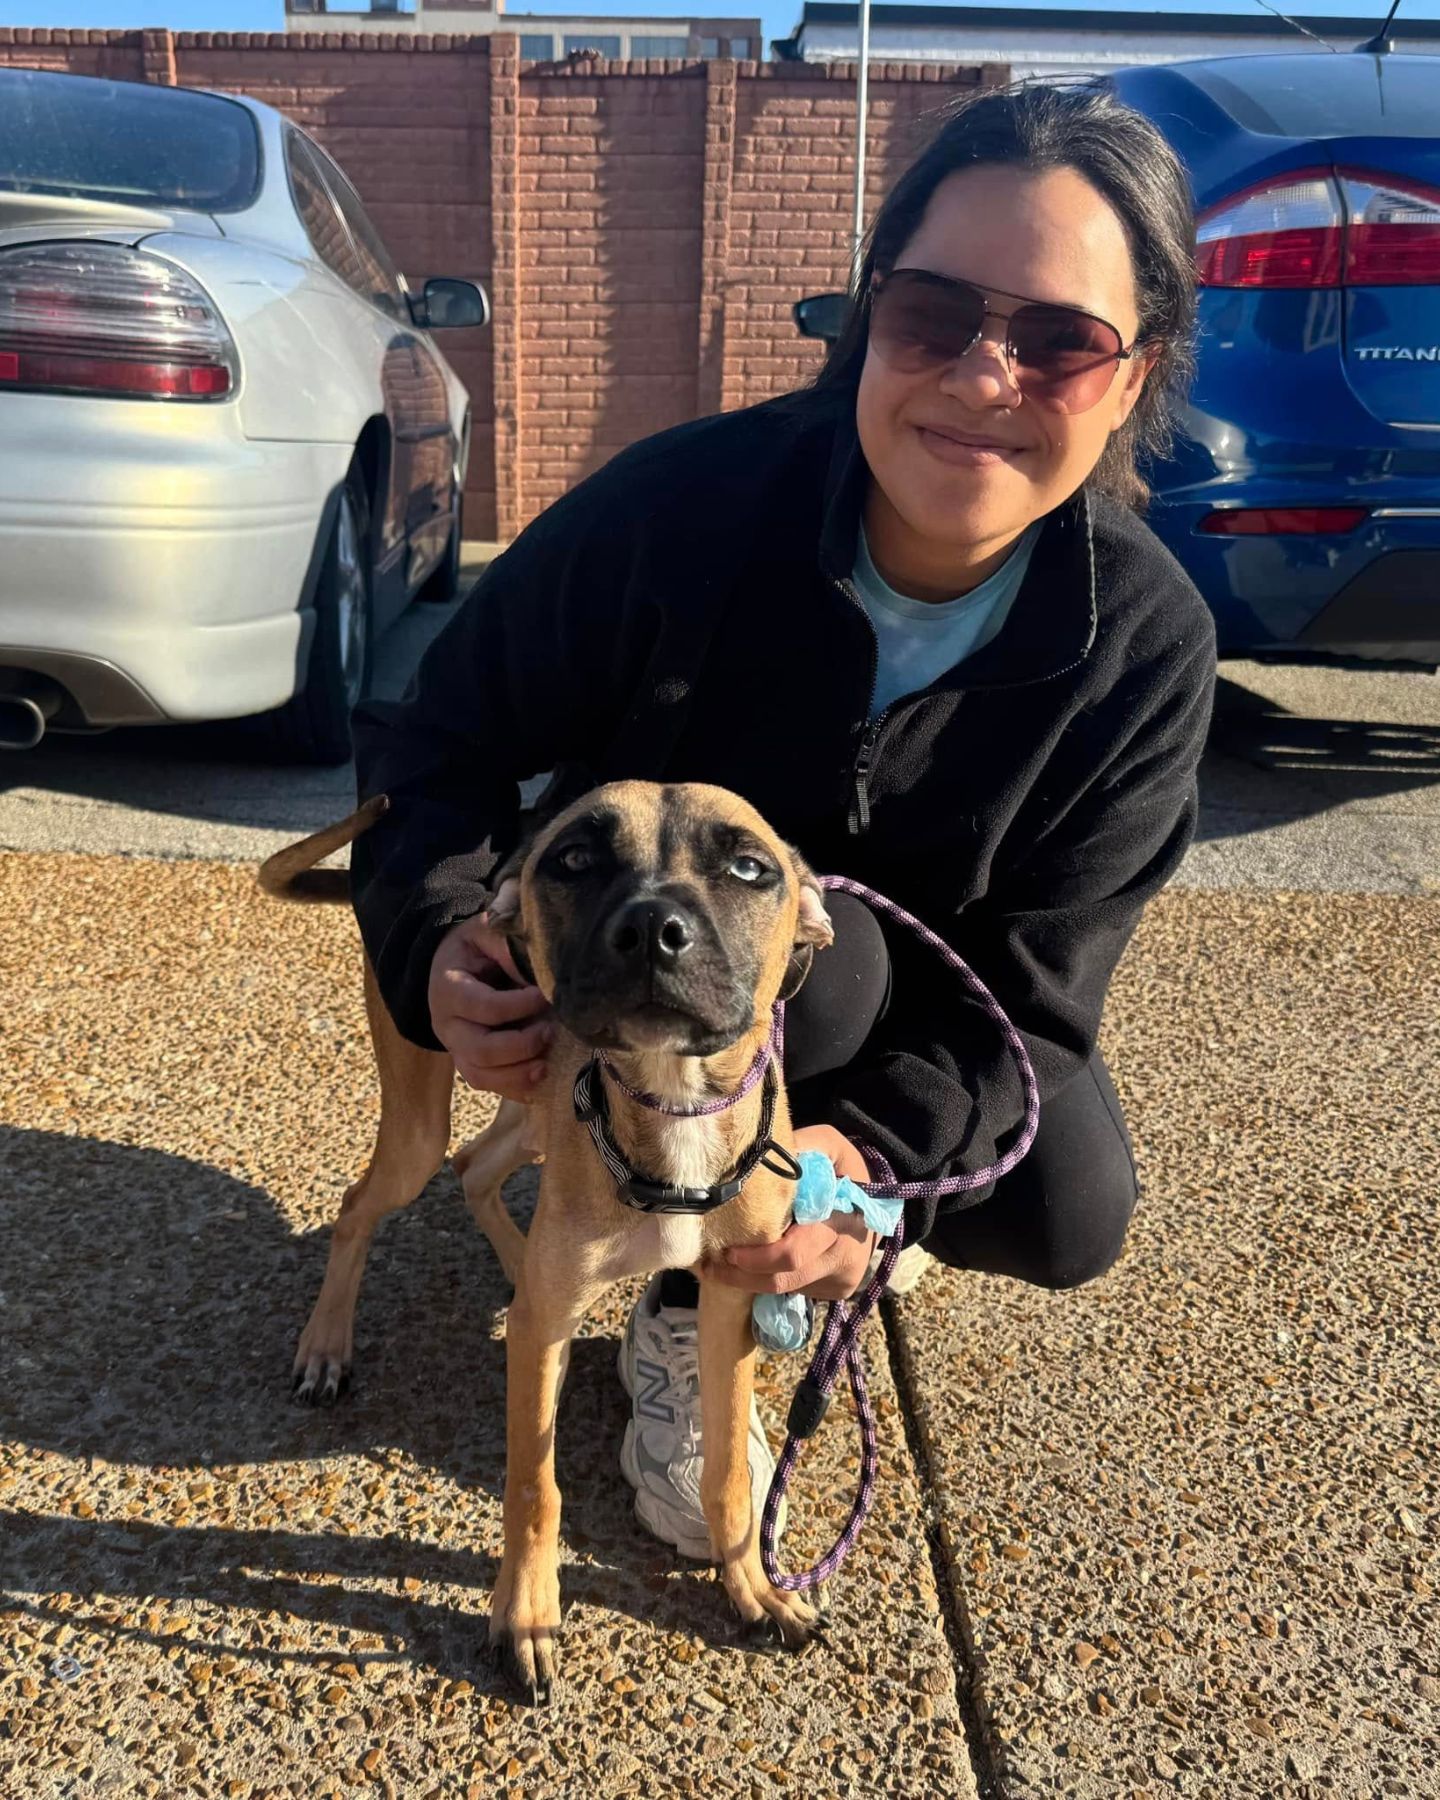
349,394,1217,1248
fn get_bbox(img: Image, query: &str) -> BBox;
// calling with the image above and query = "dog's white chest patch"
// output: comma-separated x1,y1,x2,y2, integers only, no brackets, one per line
624,1212,707,1275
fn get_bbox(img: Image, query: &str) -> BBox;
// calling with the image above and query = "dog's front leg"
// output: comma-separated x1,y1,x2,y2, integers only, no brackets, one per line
698,1279,818,1650
488,1265,605,1705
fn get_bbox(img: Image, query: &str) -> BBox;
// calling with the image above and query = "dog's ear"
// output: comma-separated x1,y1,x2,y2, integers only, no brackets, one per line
796,875,835,948
482,764,600,936
478,841,535,984
778,854,834,1001
484,868,524,931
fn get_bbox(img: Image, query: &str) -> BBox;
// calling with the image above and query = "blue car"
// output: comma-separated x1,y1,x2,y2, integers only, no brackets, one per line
796,52,1440,666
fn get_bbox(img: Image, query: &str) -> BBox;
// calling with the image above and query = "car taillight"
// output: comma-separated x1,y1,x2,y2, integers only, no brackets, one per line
1340,168,1440,286
1198,167,1440,290
0,242,237,399
1199,507,1369,535
1196,169,1344,289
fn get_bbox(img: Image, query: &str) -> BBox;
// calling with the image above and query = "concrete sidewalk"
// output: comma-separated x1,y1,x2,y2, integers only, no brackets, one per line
1,855,1436,1797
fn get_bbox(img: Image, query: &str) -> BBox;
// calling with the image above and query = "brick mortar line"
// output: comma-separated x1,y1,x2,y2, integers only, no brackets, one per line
879,1292,1007,1800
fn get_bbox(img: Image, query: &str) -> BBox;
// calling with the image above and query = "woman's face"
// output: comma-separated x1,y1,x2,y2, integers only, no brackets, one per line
856,163,1155,560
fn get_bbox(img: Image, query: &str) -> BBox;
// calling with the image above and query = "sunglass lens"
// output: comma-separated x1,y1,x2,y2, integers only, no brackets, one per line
1009,306,1124,412
871,273,984,373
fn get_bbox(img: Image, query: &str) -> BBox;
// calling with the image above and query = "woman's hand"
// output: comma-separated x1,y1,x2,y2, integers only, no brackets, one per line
429,914,554,1101
702,1124,876,1302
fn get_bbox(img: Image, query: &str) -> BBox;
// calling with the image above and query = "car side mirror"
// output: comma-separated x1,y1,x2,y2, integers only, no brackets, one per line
793,292,850,344
416,277,491,331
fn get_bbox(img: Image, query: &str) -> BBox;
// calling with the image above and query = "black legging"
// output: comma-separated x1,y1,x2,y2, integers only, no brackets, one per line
783,892,1139,1290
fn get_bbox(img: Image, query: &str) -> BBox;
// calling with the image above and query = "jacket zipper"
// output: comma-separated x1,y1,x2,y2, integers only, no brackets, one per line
829,571,883,836
850,712,886,835
830,562,1090,838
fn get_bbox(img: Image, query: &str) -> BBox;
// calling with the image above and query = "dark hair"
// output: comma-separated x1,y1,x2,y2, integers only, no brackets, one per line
810,80,1197,509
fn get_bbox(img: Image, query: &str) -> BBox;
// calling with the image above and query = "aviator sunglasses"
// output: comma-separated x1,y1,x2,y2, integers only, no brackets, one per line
869,268,1138,415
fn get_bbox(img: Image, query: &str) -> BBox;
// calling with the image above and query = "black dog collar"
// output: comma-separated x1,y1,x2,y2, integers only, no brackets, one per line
573,1059,801,1215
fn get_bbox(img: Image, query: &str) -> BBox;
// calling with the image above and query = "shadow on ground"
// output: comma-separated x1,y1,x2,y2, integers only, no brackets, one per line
0,1128,760,1677
1196,671,1440,810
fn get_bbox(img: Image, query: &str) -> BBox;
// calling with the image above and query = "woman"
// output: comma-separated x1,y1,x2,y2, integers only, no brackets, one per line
350,81,1216,1560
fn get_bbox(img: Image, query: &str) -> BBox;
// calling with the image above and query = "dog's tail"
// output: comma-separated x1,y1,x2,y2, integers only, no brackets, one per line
257,794,390,904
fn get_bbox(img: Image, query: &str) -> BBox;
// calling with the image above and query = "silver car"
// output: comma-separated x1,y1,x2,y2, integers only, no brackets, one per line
0,67,488,763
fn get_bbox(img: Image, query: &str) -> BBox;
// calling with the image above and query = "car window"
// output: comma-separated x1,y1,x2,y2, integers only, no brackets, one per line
1183,56,1440,140
0,67,259,212
286,132,371,297
311,147,408,321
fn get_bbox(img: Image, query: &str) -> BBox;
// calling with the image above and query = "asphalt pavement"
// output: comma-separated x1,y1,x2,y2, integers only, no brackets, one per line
1,548,1436,895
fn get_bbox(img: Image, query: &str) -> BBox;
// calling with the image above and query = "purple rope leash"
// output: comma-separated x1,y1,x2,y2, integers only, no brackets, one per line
758,874,1040,1593
817,875,1040,1197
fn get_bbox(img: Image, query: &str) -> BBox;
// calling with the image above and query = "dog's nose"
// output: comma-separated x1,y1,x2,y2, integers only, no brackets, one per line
607,898,695,965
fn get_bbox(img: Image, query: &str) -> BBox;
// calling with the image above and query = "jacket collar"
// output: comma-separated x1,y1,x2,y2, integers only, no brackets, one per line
815,409,1098,692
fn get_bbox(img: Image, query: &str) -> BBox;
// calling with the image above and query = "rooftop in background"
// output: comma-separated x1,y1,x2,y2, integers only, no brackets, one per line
283,0,762,60
774,3,1440,68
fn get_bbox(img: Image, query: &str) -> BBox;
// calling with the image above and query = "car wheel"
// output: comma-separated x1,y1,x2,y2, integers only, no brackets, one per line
264,470,373,765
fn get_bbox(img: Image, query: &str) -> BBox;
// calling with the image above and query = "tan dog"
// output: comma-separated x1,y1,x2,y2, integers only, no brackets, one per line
259,780,835,1701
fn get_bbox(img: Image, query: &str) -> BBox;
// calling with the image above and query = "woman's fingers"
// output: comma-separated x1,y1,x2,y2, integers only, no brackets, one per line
436,967,549,1029
448,1015,554,1071
472,923,528,987
457,1058,549,1100
706,1215,875,1299
706,1222,838,1295
724,1220,837,1277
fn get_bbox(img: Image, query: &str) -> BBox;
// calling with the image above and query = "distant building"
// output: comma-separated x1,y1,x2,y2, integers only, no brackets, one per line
772,4,1440,74
284,0,762,62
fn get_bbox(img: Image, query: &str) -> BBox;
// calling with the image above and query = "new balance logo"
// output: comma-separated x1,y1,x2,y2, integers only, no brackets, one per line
633,1357,675,1424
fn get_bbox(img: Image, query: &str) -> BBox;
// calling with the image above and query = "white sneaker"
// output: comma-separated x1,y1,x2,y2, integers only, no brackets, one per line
866,1239,933,1296
617,1274,785,1562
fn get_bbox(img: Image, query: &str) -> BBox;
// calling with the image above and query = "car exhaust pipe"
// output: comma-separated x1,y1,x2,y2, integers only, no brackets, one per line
0,676,64,750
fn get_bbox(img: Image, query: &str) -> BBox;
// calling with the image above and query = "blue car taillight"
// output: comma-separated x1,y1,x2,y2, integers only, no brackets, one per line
1198,167,1440,291
1198,507,1370,536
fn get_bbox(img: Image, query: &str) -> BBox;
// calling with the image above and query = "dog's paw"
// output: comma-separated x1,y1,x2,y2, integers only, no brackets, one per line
488,1558,562,1706
488,1624,560,1707
291,1318,353,1406
291,1353,349,1406
721,1556,819,1653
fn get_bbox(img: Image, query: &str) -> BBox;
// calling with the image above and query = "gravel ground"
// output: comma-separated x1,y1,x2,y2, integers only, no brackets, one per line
0,856,973,1800
3,855,1435,1798
895,889,1440,1797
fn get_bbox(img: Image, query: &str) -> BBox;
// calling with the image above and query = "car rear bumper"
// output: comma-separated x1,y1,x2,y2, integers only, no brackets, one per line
0,394,351,725
1296,551,1440,661
1148,496,1440,664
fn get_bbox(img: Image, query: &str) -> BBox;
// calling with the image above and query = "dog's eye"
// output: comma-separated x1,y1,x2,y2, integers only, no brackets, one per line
729,855,767,883
556,844,594,875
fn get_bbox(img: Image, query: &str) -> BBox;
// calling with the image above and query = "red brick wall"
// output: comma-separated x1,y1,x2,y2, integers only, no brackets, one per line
0,30,1003,539
518,66,707,521
723,68,982,409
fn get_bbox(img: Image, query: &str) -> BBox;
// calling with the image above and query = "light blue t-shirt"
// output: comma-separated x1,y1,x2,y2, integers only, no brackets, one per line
852,523,1039,720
